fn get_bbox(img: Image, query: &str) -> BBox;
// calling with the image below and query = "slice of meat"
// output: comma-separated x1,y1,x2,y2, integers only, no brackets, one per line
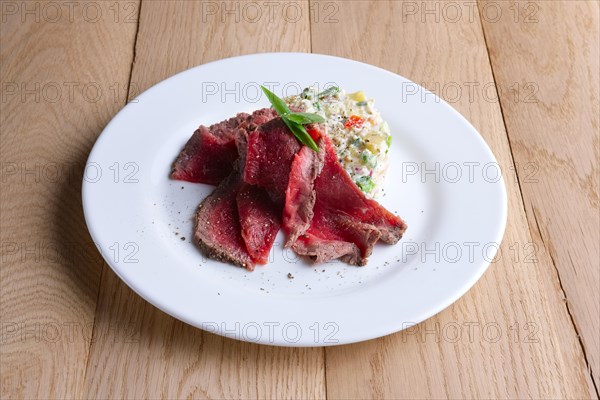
242,118,327,246
237,183,281,264
191,108,406,268
171,113,248,185
194,167,254,271
171,108,277,185
292,136,407,265
293,211,381,265
283,143,325,246
237,108,278,134
316,137,407,244
243,118,302,204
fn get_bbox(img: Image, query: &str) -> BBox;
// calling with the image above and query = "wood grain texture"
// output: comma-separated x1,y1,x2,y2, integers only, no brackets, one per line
479,0,600,388
310,1,597,398
2,0,597,398
0,1,139,398
81,2,326,399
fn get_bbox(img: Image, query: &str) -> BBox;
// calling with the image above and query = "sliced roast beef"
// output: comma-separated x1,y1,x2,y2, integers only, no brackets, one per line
292,136,407,265
241,118,328,246
293,211,382,265
171,108,277,185
190,109,406,269
292,220,381,265
171,113,247,185
237,108,278,135
315,137,407,243
283,144,325,246
194,167,254,271
237,183,281,264
243,118,303,204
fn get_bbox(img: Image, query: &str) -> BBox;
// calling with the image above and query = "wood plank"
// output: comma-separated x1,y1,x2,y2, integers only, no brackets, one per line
0,1,139,398
310,1,597,398
81,2,325,398
479,0,600,388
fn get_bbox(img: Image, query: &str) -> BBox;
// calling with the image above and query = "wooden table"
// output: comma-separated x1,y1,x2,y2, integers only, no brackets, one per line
1,1,598,398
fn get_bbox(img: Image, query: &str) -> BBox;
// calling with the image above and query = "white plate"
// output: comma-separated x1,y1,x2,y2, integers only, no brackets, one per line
83,53,507,346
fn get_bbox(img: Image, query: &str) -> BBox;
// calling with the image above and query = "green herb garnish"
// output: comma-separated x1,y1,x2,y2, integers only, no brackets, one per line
356,101,368,106
316,86,340,99
261,86,321,151
285,112,326,125
261,86,290,116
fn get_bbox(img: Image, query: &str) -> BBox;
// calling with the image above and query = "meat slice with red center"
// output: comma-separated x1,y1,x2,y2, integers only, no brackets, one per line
243,118,303,205
237,183,281,264
171,108,277,185
283,144,325,246
292,136,407,265
194,167,254,270
188,110,406,269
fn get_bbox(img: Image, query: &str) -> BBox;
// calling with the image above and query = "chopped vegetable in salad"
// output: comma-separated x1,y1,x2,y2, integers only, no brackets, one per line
285,86,392,198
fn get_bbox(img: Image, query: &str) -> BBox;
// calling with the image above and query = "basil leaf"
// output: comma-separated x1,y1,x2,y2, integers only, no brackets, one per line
282,117,319,152
260,85,319,152
316,86,340,98
285,112,326,124
261,85,291,116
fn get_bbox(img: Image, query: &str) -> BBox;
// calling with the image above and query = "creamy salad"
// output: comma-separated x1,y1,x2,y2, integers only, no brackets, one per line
285,86,392,198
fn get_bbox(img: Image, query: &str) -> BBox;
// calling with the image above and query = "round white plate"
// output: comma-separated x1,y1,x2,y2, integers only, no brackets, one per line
83,53,507,346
